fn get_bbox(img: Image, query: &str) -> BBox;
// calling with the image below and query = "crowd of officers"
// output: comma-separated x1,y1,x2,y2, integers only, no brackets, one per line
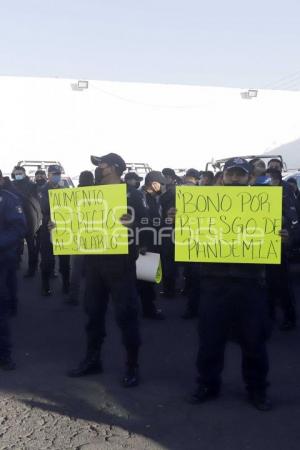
0,153,300,412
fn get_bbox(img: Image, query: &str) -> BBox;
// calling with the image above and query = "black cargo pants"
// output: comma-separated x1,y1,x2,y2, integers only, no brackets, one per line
84,256,141,367
197,277,270,394
40,225,70,284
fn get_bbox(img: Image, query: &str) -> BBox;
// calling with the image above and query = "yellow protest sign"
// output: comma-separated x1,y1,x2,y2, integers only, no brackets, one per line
175,186,282,264
49,185,128,255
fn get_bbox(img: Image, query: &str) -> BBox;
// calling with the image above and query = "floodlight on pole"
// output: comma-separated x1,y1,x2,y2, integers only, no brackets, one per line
240,89,258,99
78,80,89,89
70,80,89,91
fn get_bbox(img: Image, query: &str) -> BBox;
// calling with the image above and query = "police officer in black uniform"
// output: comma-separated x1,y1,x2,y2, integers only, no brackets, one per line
124,172,143,189
0,173,24,315
34,170,48,271
68,153,145,387
34,169,47,193
12,165,42,277
265,168,298,330
160,169,178,298
39,165,70,296
189,158,286,411
66,170,95,305
181,169,201,318
0,169,27,368
138,171,168,319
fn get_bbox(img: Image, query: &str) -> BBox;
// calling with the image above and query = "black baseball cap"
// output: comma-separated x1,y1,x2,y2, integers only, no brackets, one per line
48,165,62,174
145,171,167,185
162,168,176,178
175,175,183,185
91,153,127,174
185,168,201,179
124,172,143,182
224,157,250,173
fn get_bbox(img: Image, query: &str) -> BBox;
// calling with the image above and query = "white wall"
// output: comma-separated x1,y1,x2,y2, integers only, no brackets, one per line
1,76,300,175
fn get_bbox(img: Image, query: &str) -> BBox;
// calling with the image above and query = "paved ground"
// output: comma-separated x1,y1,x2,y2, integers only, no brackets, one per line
1,264,300,450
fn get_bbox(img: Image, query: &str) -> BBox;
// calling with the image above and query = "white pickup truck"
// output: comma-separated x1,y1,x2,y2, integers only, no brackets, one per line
17,160,74,188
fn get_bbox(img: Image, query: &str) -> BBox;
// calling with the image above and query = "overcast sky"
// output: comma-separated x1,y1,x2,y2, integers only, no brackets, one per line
1,0,300,90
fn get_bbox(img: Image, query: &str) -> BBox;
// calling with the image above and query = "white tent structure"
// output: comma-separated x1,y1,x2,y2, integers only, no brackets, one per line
1,76,300,176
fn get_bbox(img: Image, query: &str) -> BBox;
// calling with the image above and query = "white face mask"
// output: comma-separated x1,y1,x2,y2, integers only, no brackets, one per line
15,174,25,181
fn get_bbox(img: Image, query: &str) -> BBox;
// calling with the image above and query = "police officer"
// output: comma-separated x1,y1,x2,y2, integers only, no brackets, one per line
39,165,70,296
68,153,145,387
34,169,47,193
0,169,27,368
66,170,94,305
138,171,167,318
198,171,214,186
287,177,300,219
267,158,297,205
162,168,177,191
34,170,48,272
249,158,268,185
159,170,178,298
0,173,23,315
265,168,298,330
12,165,42,277
184,168,201,186
124,172,143,189
189,158,282,411
181,169,201,318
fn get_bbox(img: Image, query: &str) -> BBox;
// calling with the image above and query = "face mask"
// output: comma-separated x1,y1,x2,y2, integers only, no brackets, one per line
256,175,271,185
15,174,24,181
51,175,61,185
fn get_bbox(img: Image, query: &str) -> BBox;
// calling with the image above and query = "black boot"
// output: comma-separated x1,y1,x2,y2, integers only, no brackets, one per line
280,307,296,331
248,391,272,411
122,366,139,387
41,274,51,296
67,350,102,377
0,357,16,371
188,385,220,404
62,276,70,295
122,347,139,387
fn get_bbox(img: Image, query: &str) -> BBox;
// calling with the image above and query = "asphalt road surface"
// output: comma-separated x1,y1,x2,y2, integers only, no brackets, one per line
1,262,300,450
